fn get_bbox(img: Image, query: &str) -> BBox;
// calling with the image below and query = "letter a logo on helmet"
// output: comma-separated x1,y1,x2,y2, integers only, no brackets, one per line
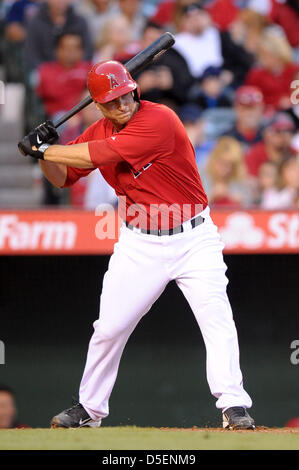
108,73,120,89
87,60,139,104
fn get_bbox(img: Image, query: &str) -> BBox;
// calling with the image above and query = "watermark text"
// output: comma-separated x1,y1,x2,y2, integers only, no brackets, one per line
94,197,205,240
290,340,299,365
0,341,5,364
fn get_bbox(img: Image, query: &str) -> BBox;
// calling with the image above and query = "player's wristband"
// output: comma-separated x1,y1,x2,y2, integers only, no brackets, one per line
36,143,51,160
18,138,50,160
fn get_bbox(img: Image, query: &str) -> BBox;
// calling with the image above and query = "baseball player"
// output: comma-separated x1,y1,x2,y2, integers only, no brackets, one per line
18,60,255,430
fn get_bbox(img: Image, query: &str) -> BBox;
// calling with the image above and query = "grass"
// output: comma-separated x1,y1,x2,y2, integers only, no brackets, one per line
0,427,298,450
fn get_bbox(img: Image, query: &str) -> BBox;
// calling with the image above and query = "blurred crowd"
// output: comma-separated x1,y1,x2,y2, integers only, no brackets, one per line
1,0,299,209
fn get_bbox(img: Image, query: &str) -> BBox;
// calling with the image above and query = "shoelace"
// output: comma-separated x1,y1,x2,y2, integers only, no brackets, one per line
66,402,83,414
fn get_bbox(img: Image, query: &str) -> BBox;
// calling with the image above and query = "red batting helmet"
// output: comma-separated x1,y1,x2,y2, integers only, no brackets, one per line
87,60,138,104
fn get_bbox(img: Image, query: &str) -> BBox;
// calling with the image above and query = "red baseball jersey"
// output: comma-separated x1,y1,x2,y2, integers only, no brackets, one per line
64,100,208,229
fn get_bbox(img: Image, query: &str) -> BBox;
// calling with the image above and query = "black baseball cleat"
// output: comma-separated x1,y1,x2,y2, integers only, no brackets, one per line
222,407,255,430
50,403,101,428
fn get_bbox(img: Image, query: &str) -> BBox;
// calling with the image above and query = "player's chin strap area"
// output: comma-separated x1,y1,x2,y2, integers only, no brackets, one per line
125,214,205,236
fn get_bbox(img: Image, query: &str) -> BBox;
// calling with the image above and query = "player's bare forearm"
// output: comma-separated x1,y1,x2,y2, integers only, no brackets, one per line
39,160,68,188
44,143,93,169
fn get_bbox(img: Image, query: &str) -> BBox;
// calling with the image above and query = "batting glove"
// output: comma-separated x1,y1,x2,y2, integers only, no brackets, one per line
18,120,59,159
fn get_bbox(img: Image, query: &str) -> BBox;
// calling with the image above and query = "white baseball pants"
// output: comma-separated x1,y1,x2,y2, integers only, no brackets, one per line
79,206,252,422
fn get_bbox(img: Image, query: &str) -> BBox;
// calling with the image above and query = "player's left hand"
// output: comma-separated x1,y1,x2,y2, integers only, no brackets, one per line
18,120,59,159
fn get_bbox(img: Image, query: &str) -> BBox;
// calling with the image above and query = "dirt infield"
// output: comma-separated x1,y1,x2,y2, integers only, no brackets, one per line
160,426,299,434
0,426,298,450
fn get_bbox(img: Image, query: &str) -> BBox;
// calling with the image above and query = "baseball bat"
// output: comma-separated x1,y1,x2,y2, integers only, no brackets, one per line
54,32,175,129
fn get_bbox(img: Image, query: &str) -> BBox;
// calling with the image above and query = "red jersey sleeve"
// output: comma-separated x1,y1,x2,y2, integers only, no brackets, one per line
88,102,175,172
62,122,100,188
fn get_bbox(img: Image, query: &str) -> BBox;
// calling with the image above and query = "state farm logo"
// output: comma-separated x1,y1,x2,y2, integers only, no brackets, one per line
219,213,265,249
219,212,299,250
0,215,77,250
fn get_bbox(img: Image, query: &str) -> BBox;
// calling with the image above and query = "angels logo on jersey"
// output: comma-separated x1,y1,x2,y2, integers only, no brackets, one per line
108,73,120,89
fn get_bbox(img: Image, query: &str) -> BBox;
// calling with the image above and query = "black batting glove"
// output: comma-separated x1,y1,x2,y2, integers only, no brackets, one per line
18,120,59,159
35,120,59,145
18,131,51,159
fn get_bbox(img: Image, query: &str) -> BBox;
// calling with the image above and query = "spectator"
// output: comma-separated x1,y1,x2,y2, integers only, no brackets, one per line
75,0,118,45
201,136,251,207
5,0,39,42
220,10,257,87
261,156,299,209
93,14,139,63
173,3,254,88
116,0,145,40
4,0,40,81
0,384,29,429
135,21,193,108
224,85,265,149
151,0,241,33
173,3,223,79
246,29,299,111
254,160,279,205
230,8,268,55
151,0,202,31
36,32,91,120
245,112,296,177
23,0,93,73
269,0,299,49
189,66,233,110
178,103,215,170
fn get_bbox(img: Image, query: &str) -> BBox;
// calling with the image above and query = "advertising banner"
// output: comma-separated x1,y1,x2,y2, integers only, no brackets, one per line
0,209,298,255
